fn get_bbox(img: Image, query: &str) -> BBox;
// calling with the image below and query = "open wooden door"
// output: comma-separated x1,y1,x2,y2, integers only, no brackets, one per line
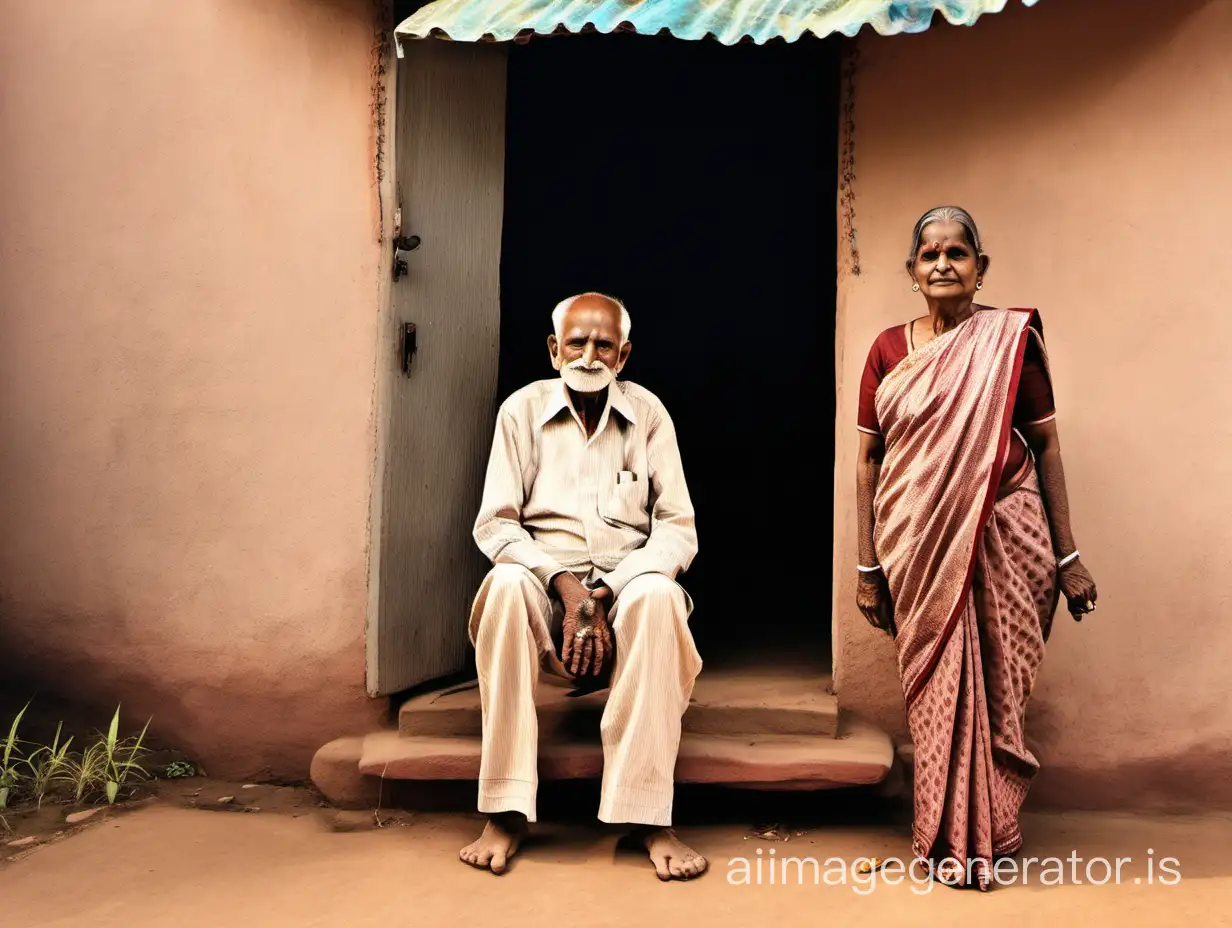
367,39,507,696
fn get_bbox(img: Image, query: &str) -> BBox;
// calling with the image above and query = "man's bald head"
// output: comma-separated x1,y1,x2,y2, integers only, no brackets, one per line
552,292,631,346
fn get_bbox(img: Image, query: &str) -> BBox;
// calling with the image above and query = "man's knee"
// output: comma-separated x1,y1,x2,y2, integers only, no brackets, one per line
486,563,537,592
474,564,541,634
617,573,685,615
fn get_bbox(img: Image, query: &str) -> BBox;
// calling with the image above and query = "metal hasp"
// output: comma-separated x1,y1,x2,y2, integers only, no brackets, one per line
401,322,417,376
393,234,421,281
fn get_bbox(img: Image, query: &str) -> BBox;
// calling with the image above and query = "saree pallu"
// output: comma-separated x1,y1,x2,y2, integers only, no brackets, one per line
873,307,1058,887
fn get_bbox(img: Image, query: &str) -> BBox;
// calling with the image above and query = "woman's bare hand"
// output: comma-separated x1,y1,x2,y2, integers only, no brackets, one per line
857,572,895,635
1060,560,1098,620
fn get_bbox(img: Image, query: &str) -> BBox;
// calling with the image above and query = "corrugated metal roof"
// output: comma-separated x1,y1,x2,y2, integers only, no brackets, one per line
395,0,1045,48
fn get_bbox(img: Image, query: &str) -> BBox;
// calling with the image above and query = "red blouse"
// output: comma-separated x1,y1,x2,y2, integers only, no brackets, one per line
858,313,1055,478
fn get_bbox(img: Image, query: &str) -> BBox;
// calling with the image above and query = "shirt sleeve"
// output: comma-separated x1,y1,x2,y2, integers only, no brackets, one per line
857,337,885,435
1013,329,1056,426
599,404,699,599
472,406,568,589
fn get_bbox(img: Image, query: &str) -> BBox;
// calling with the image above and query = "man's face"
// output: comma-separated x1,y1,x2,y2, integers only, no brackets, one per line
548,296,631,393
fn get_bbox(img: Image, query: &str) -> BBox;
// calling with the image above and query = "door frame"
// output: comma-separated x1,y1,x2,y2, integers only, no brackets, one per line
366,21,845,696
364,15,400,696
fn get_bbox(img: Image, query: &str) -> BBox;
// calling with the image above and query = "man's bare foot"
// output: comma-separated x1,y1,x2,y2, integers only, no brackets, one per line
638,826,708,881
459,812,527,875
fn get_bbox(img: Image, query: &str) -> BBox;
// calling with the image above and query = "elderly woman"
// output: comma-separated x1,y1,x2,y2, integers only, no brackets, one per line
855,206,1098,891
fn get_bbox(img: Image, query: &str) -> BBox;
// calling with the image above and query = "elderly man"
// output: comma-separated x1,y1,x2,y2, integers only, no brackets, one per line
459,292,705,880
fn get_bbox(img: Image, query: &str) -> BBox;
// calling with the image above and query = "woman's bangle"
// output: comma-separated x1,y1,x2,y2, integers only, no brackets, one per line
857,564,883,574
1057,550,1080,568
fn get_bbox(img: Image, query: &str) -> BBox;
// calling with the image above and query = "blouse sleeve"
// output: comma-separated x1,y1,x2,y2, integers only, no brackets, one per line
857,338,885,435
1013,318,1056,426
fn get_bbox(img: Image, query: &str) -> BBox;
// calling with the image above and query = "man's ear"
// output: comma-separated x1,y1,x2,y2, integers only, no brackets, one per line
615,340,631,374
547,334,562,371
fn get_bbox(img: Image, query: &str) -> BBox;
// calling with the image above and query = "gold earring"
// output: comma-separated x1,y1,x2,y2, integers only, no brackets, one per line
912,283,920,292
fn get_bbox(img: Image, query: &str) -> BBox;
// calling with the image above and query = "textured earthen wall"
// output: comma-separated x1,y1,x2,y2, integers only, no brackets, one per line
0,0,388,778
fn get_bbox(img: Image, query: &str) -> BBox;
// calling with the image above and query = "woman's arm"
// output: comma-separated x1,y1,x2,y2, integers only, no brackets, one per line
856,431,883,567
1020,418,1099,617
856,431,893,631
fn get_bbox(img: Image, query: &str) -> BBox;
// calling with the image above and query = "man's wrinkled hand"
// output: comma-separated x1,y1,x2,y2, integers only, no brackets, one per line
558,580,613,678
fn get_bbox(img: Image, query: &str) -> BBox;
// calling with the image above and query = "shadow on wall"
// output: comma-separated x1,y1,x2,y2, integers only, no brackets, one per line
1023,695,1232,812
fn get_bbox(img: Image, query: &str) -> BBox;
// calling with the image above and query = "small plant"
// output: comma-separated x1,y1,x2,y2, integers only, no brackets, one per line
1,703,29,809
21,723,75,809
97,707,150,803
67,742,108,804
1,702,158,810
54,707,150,805
163,760,197,779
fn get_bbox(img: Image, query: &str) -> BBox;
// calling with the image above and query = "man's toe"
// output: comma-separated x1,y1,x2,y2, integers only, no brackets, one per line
669,855,699,879
685,855,708,878
461,844,495,870
666,852,707,880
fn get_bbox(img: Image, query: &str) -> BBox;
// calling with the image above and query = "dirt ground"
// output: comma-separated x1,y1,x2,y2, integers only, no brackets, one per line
4,781,1232,927
0,776,328,861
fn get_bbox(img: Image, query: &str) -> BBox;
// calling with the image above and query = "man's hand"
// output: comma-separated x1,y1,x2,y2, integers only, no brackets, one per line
856,571,895,636
555,575,614,678
1060,560,1098,621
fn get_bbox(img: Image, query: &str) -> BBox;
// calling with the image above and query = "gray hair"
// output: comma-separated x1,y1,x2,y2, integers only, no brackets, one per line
552,292,631,345
906,206,985,269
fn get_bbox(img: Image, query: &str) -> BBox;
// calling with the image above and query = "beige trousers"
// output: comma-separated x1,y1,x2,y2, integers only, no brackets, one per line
467,564,702,826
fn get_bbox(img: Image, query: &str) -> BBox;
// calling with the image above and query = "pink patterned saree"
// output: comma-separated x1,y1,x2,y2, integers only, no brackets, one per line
873,307,1059,887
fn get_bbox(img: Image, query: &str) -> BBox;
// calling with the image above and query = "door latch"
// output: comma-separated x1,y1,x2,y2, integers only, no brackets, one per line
401,322,417,376
392,234,421,281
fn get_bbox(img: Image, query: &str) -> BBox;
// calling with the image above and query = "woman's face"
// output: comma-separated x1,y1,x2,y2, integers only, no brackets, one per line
910,220,984,301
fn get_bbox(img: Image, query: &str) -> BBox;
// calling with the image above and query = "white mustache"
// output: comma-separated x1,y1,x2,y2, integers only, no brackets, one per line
560,358,614,393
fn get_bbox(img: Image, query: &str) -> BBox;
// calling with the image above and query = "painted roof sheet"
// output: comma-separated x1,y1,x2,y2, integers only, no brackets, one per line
395,0,1045,47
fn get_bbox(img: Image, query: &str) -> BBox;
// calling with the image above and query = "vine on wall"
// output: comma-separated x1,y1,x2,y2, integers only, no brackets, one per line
370,0,393,231
839,39,861,277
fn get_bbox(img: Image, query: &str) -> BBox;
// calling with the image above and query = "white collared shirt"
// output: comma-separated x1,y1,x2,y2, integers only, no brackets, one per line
473,378,698,598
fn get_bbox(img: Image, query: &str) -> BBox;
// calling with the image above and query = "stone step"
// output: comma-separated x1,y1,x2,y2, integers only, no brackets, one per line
398,664,839,740
358,717,892,789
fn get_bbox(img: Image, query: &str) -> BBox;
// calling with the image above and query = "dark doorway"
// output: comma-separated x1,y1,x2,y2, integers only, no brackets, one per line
499,32,840,666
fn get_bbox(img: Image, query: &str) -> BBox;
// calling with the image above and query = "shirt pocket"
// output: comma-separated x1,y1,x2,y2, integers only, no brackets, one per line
599,475,650,533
